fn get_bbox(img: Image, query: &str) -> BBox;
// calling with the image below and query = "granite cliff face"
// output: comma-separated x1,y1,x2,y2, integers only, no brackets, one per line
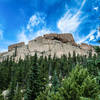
0,33,95,61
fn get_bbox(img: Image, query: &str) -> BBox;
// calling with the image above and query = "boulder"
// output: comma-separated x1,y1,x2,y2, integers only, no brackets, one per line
1,89,9,100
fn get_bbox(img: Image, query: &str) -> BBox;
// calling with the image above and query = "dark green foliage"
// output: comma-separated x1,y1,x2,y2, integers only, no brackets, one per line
24,53,41,100
94,46,100,54
58,65,100,100
80,97,92,100
0,96,4,100
51,71,60,92
0,50,100,100
39,58,48,92
8,77,16,100
36,87,53,100
36,65,100,100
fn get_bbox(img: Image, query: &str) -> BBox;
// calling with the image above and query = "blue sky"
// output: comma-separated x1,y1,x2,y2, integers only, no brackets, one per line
0,0,100,52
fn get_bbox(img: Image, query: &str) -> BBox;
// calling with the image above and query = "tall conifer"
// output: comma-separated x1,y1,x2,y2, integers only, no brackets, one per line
24,53,41,100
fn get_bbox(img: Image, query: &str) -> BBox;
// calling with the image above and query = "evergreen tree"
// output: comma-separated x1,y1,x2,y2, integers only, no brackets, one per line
52,71,60,92
8,76,16,100
13,83,22,100
8,57,17,100
40,59,48,92
73,51,76,65
36,65,100,100
1,50,100,100
24,53,41,100
94,46,100,55
88,51,92,59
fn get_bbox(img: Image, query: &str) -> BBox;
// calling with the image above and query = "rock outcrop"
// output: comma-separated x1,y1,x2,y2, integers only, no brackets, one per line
44,33,75,43
80,43,94,51
43,33,78,46
8,42,25,51
1,89,9,100
0,33,96,62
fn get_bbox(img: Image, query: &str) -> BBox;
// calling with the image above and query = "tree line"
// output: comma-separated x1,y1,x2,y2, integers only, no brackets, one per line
0,46,100,100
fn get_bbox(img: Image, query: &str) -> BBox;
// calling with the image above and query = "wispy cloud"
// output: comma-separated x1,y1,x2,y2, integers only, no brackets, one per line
57,11,82,33
0,29,3,40
96,27,100,39
17,29,29,44
0,40,15,52
79,0,86,10
17,28,52,44
89,35,95,41
57,0,86,33
0,48,7,53
78,29,96,43
27,13,45,32
34,28,52,38
93,7,99,11
17,13,53,44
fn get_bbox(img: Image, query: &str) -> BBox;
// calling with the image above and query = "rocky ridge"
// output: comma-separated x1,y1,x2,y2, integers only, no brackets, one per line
0,33,95,62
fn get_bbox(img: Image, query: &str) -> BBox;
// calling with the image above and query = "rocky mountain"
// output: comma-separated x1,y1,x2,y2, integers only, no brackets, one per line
0,33,95,62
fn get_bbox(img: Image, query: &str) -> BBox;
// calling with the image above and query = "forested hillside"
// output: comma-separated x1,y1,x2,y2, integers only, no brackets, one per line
0,47,100,100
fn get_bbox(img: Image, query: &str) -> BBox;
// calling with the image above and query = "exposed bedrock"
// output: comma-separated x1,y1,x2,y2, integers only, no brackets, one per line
0,33,96,61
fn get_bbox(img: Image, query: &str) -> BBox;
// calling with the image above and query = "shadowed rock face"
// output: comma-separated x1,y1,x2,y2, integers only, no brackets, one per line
44,33,75,43
33,33,78,46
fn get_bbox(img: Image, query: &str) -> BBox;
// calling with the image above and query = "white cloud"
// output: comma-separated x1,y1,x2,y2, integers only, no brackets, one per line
17,13,46,44
79,0,86,10
17,13,53,44
78,30,96,43
96,27,100,39
28,28,53,40
94,7,99,11
57,11,82,33
0,48,7,53
57,0,86,33
89,35,95,41
34,28,52,38
17,29,29,44
0,29,3,40
27,13,45,32
17,28,53,44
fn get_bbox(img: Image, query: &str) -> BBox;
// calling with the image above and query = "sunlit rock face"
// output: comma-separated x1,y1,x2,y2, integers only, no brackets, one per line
0,33,96,61
80,43,94,51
